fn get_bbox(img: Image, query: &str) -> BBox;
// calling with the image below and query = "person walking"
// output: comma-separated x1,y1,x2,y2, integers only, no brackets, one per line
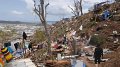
94,44,103,67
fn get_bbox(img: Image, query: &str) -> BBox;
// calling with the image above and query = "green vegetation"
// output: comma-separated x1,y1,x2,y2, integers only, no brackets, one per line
56,26,67,37
33,29,46,43
11,29,17,34
0,30,12,43
89,35,105,46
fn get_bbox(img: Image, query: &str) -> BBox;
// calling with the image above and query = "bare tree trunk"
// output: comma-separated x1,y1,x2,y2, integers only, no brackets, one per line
43,21,51,53
79,0,83,15
34,0,51,53
40,0,51,53
69,0,83,16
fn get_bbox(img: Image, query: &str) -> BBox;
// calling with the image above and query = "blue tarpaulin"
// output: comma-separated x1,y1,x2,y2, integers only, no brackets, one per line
102,10,111,20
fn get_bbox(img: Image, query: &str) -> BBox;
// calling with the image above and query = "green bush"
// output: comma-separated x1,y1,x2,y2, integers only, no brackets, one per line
89,35,105,46
86,21,97,28
34,29,46,43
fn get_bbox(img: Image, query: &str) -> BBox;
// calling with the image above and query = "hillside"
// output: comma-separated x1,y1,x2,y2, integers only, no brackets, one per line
0,20,44,26
0,20,33,24
0,20,56,25
52,2,120,48
51,2,120,67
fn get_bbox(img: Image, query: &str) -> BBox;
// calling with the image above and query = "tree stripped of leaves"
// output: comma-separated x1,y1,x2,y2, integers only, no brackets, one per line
69,0,83,16
33,0,51,53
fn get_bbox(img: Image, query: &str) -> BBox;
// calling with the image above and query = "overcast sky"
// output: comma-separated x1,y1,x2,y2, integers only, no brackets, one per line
0,0,113,22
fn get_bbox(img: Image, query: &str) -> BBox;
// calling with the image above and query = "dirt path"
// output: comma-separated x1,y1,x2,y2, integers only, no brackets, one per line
79,56,104,67
79,57,95,67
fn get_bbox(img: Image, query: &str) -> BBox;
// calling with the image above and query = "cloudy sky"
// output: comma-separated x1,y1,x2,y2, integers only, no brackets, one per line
0,0,113,22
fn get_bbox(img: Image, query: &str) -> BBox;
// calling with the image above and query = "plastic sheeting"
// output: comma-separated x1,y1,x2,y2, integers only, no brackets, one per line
5,58,36,67
10,39,22,51
75,60,86,67
79,25,83,31
57,53,62,60
71,60,86,67
13,48,23,58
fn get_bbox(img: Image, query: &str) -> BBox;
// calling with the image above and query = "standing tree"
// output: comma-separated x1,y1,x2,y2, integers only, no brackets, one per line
33,0,51,53
69,0,83,16
79,0,83,15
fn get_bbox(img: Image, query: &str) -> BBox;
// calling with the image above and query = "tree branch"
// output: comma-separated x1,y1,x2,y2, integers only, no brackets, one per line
69,0,83,16
68,6,77,16
34,9,39,16
45,3,49,19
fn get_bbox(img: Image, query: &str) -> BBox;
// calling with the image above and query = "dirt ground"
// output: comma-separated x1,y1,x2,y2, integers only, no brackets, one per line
79,56,105,67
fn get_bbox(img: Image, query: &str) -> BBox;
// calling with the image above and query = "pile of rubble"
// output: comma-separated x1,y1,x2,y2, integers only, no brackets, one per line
50,2,120,67
45,60,70,67
101,47,120,67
